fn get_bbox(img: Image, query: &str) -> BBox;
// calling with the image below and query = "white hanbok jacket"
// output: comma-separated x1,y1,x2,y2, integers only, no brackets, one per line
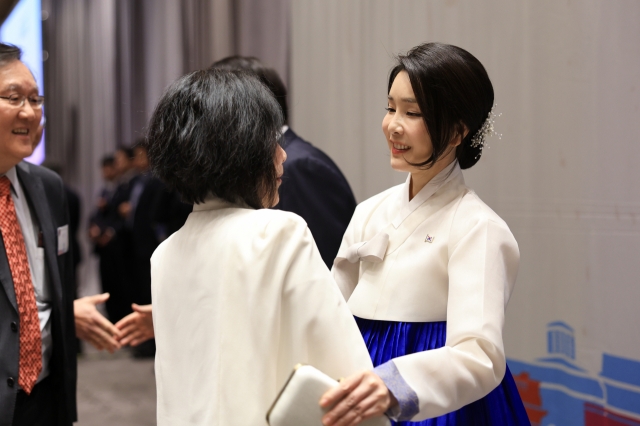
152,197,373,426
333,162,520,421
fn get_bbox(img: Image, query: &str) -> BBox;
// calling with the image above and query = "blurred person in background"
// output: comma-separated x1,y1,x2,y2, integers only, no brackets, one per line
102,145,148,326
124,142,165,357
88,154,133,323
88,155,118,251
88,149,135,324
114,145,193,350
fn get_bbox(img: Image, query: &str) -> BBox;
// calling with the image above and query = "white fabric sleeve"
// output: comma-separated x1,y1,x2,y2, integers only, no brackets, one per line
388,215,520,421
274,215,373,381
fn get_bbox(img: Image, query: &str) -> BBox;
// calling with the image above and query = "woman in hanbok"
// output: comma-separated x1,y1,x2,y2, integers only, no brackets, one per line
321,43,530,425
144,69,374,425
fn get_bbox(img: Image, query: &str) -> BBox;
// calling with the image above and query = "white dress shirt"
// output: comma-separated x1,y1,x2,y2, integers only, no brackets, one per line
2,167,52,385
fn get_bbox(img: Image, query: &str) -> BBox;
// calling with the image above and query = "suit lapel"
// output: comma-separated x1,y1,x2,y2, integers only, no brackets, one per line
16,163,64,310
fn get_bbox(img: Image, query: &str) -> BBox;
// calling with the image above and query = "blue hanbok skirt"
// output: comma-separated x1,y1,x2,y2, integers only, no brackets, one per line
355,316,531,426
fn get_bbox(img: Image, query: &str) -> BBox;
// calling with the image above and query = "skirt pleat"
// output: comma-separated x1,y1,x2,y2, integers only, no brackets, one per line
355,316,531,426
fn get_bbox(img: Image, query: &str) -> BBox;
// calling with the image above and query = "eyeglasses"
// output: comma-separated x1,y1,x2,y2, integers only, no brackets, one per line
0,94,45,109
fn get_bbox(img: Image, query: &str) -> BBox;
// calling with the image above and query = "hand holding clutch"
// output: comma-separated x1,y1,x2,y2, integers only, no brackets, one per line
267,365,390,426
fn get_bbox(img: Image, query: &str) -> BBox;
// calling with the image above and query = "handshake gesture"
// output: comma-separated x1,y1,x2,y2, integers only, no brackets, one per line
74,293,154,352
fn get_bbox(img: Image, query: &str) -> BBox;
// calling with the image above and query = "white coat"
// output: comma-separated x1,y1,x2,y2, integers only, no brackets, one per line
152,197,373,426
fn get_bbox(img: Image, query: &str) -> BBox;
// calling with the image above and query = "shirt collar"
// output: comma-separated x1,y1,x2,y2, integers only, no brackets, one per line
1,166,20,198
192,194,250,212
392,160,461,228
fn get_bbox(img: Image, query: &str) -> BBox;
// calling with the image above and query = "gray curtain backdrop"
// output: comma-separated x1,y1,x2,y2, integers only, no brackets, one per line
40,0,289,295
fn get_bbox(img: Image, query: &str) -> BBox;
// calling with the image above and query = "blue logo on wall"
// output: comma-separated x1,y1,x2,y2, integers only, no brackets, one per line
509,321,640,425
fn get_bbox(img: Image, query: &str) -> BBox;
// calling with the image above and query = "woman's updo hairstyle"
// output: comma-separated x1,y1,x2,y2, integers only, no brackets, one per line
145,68,283,208
389,42,494,169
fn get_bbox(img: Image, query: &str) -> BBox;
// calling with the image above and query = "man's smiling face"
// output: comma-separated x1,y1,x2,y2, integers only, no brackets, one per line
0,60,41,174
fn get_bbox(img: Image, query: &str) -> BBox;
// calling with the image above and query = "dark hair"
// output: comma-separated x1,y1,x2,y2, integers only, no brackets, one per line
115,147,135,160
210,56,288,123
101,155,115,167
389,42,494,169
0,43,21,68
145,68,283,208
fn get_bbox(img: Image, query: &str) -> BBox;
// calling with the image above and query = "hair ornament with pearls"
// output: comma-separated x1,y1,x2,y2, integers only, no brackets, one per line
470,104,501,156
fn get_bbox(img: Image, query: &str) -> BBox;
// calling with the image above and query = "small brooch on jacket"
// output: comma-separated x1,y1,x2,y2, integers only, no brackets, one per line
425,234,435,243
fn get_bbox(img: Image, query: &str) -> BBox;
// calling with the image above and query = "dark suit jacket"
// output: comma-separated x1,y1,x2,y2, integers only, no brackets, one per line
152,188,191,239
0,162,77,426
131,174,165,260
65,185,81,273
275,129,357,267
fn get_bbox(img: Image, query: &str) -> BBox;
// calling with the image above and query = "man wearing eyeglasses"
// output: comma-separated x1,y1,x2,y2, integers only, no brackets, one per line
0,42,77,426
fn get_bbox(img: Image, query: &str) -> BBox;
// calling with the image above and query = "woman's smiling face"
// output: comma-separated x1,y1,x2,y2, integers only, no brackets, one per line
382,71,432,173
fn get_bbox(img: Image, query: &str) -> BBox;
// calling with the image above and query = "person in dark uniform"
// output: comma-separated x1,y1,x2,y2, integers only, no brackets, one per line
89,155,131,322
94,147,137,323
128,143,164,307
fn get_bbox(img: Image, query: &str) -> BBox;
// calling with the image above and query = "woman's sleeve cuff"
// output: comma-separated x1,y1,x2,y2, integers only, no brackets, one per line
373,361,419,421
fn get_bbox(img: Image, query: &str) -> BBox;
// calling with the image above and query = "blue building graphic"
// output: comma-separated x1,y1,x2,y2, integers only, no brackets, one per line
546,321,575,360
508,321,640,425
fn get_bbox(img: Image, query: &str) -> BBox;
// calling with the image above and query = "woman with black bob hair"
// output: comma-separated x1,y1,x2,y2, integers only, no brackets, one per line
146,68,280,209
145,69,374,426
322,43,530,425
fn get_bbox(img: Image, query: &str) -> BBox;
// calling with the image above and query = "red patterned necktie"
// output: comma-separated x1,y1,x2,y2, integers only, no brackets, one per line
0,176,41,394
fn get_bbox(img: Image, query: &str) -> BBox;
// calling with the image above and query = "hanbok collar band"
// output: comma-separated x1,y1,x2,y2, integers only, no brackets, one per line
192,194,250,212
333,160,462,284
392,161,461,229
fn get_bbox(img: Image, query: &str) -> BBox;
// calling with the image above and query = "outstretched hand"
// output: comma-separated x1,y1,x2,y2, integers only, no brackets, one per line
115,304,154,347
74,293,121,353
320,370,396,426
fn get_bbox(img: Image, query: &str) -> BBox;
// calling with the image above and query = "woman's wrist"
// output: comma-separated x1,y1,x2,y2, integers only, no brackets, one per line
373,361,420,421
385,391,400,420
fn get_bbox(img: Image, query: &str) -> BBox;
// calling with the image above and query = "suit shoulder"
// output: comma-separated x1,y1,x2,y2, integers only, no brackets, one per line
284,134,341,170
18,162,65,201
19,161,63,186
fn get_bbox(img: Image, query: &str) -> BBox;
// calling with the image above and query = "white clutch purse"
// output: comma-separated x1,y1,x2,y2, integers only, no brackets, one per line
267,364,391,426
